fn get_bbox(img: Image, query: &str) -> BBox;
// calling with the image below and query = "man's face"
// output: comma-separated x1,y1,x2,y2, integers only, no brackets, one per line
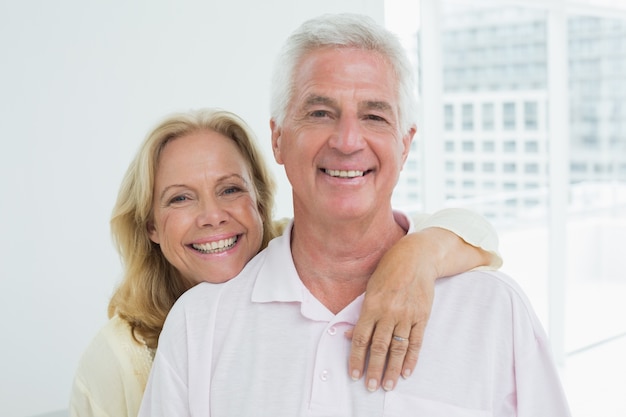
271,47,415,222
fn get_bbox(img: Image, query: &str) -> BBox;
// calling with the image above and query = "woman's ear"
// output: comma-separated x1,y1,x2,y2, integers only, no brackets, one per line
147,221,160,244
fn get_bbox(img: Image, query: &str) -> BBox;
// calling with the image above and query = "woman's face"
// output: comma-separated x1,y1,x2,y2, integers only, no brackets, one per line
148,129,264,286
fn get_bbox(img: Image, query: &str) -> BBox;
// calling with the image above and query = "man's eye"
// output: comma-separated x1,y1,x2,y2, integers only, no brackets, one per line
365,114,386,122
310,110,329,118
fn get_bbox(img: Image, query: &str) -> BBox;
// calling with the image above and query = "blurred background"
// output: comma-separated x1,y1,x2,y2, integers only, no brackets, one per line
1,0,624,416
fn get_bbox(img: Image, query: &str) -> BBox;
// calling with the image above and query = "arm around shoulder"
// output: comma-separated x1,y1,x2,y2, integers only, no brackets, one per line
412,207,502,271
349,208,504,390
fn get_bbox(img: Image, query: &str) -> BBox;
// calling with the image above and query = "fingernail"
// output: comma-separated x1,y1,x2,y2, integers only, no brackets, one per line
351,369,361,380
383,380,394,391
402,368,412,378
367,379,378,392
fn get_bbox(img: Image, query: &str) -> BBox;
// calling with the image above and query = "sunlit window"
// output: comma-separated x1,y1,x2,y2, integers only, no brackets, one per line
461,140,474,152
524,101,538,130
525,140,539,152
462,103,474,130
482,140,495,152
387,2,626,415
444,103,454,130
503,102,516,130
503,140,516,152
481,102,495,130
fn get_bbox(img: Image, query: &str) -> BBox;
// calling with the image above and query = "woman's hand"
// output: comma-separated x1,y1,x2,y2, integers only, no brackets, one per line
348,226,494,392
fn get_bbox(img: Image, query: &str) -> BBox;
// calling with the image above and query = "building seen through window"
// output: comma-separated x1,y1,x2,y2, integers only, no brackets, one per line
391,4,626,228
387,3,626,415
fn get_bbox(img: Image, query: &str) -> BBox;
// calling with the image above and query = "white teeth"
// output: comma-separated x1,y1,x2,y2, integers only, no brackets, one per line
325,169,364,178
192,236,238,254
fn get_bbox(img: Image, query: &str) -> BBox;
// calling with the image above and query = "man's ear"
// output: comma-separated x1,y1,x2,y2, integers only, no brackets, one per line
401,124,417,164
270,119,284,165
147,221,160,244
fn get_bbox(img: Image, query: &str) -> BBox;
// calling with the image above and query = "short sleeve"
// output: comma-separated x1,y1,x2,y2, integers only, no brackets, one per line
412,208,503,270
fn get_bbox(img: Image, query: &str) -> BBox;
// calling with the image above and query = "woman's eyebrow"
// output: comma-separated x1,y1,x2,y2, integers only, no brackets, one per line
215,173,249,184
159,184,186,201
158,174,250,200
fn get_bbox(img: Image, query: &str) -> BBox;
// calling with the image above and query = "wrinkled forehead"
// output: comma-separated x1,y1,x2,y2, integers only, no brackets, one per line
291,47,400,108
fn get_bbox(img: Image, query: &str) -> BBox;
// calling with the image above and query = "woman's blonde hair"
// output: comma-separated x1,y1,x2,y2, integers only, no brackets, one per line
108,108,276,348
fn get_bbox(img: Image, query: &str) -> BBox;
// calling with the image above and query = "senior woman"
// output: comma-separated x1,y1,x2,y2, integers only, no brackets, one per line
70,108,501,417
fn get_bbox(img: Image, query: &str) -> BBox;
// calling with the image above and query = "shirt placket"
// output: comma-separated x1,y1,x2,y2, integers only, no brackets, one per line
309,320,351,417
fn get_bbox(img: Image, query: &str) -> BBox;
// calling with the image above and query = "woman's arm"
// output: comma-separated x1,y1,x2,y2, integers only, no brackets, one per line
349,208,502,392
70,317,149,417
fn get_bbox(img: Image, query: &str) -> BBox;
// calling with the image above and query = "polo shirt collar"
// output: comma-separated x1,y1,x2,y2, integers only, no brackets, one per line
251,219,303,304
251,211,414,307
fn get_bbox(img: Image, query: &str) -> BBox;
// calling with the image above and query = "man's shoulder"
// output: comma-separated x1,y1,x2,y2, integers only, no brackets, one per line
436,269,537,316
175,250,270,308
452,269,513,283
436,269,527,300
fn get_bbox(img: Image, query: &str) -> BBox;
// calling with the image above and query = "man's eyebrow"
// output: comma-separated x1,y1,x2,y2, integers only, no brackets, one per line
302,95,393,114
304,95,337,107
361,100,393,112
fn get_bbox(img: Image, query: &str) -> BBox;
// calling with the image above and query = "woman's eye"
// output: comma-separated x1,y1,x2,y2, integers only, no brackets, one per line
169,195,188,204
223,186,242,195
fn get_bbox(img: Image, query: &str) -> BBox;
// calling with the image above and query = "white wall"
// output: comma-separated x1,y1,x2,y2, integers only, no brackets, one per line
0,1,383,416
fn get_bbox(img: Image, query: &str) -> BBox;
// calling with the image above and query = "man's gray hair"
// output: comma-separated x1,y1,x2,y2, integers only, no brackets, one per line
270,13,418,135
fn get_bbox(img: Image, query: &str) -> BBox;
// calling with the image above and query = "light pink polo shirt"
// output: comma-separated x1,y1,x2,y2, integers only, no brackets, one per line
140,211,570,416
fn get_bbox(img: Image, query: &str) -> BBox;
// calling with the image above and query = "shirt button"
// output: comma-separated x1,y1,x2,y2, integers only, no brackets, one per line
320,370,329,381
327,326,337,336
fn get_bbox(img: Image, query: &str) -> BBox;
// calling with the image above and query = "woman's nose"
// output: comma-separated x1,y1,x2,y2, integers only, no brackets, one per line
196,198,229,227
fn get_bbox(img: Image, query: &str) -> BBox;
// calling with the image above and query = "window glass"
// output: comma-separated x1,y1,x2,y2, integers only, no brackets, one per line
462,161,475,171
503,102,516,130
386,6,626,414
503,162,517,173
525,140,539,152
524,101,539,130
482,102,495,130
462,103,474,130
483,140,495,152
462,141,475,152
503,140,517,152
444,103,455,130
525,162,540,174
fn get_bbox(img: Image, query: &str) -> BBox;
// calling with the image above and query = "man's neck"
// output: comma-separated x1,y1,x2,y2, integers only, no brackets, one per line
290,209,407,314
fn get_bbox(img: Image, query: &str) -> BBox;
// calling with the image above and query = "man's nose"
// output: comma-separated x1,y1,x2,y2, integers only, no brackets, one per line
328,116,366,154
